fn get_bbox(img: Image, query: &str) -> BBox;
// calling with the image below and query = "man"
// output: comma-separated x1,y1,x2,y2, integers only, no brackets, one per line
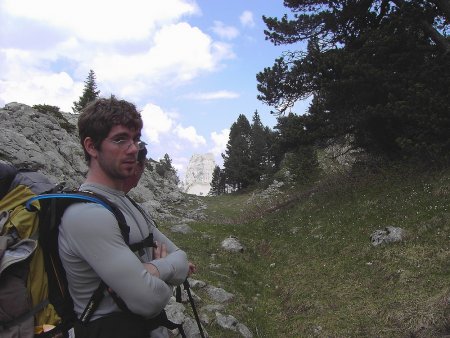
123,143,147,194
59,97,189,338
123,145,197,276
124,146,197,274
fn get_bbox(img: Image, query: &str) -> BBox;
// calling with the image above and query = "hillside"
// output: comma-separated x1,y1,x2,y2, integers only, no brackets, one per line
166,165,450,337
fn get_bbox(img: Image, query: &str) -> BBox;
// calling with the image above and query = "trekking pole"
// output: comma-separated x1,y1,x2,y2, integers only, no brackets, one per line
183,279,206,338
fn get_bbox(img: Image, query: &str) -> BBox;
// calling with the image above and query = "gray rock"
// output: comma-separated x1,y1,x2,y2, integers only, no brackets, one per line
188,278,207,289
221,236,244,253
215,312,253,338
370,226,407,246
215,312,239,330
208,263,222,269
201,304,226,313
170,223,193,234
205,286,234,303
199,304,225,324
183,153,216,196
165,299,186,324
237,323,253,338
166,298,209,338
182,317,209,338
199,312,211,325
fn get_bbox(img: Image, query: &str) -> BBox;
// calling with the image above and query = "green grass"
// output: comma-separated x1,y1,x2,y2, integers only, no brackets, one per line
161,166,450,337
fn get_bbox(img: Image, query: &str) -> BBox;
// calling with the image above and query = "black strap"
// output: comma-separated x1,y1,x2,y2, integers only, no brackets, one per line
83,191,130,244
175,285,182,303
107,289,131,314
79,281,108,324
74,191,157,325
126,196,159,228
128,233,156,252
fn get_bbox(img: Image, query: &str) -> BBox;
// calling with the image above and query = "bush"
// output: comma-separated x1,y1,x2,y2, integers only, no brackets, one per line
278,146,320,183
32,104,76,133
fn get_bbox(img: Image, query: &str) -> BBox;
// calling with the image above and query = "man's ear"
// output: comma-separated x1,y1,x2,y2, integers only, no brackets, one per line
84,137,98,159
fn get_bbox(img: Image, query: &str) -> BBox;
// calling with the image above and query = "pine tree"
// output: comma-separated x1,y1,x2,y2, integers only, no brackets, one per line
156,153,173,174
72,69,100,113
258,1,450,161
249,110,268,183
155,153,179,184
209,165,226,195
263,126,280,177
222,114,252,191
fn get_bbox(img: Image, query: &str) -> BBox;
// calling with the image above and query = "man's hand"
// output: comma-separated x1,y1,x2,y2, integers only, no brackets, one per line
188,261,197,276
153,241,167,259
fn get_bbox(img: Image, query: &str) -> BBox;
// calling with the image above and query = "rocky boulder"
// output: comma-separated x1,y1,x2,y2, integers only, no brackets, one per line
183,153,216,196
0,102,190,221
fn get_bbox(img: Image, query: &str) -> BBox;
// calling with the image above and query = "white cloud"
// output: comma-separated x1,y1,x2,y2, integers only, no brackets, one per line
88,22,234,100
0,0,235,109
172,156,190,177
140,103,174,143
174,125,206,147
211,41,236,63
172,161,185,175
185,90,239,101
210,128,230,160
240,11,255,28
0,47,82,111
0,62,81,111
2,0,199,43
140,103,206,156
211,21,239,40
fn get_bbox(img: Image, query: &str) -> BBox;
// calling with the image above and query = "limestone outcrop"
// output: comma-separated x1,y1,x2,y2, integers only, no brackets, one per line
183,153,216,196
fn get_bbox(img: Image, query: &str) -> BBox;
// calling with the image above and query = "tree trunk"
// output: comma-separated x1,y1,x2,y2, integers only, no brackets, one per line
390,0,450,54
420,19,450,54
432,0,450,22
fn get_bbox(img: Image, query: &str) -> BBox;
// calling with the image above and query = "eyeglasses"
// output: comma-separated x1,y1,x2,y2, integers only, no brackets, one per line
109,138,146,151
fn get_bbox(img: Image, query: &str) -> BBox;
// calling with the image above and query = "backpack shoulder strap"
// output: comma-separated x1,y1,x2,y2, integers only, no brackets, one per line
126,195,159,228
26,191,130,244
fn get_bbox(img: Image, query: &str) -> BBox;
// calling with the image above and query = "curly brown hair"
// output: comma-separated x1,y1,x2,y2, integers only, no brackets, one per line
78,96,143,163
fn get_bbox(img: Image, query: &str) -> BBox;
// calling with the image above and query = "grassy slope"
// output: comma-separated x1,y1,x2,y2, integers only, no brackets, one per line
164,166,450,337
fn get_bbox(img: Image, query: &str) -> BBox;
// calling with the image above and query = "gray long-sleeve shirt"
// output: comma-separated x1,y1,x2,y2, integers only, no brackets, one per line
58,183,189,324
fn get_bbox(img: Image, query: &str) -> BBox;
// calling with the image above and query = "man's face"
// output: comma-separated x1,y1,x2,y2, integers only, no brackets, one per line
97,125,141,181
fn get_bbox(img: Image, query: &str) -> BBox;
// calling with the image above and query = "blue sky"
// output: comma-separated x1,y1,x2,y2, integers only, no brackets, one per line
0,0,310,180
